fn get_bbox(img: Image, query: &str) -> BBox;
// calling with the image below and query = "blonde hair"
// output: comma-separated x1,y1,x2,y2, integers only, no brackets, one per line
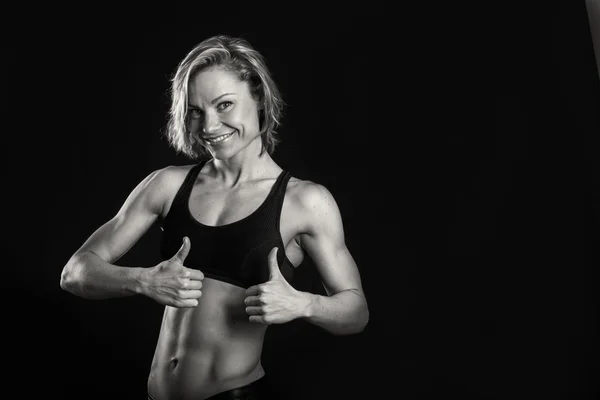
165,35,285,159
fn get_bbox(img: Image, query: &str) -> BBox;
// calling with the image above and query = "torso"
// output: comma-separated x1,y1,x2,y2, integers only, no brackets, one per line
147,162,305,400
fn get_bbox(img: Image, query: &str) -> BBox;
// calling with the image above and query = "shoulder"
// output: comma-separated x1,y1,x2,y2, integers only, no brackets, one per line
142,164,195,192
286,177,341,218
134,164,196,207
284,176,346,240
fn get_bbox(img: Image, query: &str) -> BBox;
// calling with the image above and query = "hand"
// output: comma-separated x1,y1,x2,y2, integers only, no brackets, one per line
244,247,309,324
142,237,204,308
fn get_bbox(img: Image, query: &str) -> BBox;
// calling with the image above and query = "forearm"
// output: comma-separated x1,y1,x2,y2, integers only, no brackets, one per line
301,289,369,335
60,251,145,299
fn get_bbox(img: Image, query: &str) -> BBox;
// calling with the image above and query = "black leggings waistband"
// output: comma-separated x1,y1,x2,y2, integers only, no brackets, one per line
148,376,278,400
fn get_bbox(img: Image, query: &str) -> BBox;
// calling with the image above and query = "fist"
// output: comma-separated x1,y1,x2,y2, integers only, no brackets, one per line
143,237,204,308
244,247,308,324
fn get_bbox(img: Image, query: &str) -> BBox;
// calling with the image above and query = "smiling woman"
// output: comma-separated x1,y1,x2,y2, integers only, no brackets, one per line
186,69,261,159
166,36,284,162
59,35,369,400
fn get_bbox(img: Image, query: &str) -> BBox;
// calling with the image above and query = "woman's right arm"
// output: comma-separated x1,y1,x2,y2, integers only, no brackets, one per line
60,168,169,299
60,166,203,307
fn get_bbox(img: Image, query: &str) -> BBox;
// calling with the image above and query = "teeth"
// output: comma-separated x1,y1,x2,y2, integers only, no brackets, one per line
206,132,233,144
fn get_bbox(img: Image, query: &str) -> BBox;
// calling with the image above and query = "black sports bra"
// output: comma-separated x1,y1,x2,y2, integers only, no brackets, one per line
159,161,294,288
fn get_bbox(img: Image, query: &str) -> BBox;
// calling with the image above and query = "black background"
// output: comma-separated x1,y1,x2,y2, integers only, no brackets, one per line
6,2,599,399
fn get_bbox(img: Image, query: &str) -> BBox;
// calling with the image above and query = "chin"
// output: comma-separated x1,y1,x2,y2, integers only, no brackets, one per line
208,147,237,161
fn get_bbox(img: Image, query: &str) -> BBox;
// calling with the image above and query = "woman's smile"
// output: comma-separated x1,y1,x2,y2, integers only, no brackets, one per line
204,131,235,146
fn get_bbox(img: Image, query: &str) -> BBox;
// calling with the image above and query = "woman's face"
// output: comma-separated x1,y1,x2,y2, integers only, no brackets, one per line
187,66,262,160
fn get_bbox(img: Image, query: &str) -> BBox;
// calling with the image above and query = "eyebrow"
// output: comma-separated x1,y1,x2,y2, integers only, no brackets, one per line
188,93,236,109
211,93,235,104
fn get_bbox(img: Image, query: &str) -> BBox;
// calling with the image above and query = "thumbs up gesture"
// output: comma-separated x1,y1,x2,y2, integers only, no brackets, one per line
142,237,204,308
244,248,310,324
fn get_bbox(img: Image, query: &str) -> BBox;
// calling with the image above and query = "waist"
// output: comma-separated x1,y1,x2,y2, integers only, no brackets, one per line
149,339,265,400
149,278,267,391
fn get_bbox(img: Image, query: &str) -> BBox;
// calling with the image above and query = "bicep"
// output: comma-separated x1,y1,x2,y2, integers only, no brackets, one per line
75,169,168,264
298,184,364,296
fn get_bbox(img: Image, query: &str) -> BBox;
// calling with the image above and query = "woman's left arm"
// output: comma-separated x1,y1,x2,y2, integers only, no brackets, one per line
245,181,369,335
294,182,369,335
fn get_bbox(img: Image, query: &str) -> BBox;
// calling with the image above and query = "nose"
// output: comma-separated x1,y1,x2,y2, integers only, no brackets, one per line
203,112,222,135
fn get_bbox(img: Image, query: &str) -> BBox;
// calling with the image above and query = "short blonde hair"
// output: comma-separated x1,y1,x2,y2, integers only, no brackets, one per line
165,35,285,159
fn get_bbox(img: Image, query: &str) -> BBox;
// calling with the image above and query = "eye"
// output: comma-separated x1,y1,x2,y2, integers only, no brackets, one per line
188,108,203,120
217,101,233,112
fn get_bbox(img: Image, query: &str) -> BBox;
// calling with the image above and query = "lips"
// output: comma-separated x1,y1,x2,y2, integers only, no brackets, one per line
203,131,234,145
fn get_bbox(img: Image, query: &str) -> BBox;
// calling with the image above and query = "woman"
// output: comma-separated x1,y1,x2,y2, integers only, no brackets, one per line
60,35,369,400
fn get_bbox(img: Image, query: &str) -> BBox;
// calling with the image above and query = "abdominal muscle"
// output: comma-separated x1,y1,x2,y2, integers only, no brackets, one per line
147,278,268,400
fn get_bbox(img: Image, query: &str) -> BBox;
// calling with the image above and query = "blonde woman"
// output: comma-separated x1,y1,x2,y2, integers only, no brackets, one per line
60,35,369,400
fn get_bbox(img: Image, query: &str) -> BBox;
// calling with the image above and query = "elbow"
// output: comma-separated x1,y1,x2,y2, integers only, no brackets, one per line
351,301,370,334
356,306,370,333
60,254,86,295
60,268,74,292
349,295,370,334
344,290,370,335
60,264,77,293
345,297,370,335
336,304,369,336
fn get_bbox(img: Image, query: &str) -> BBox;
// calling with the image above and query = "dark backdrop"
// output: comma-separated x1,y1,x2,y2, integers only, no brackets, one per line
6,2,598,399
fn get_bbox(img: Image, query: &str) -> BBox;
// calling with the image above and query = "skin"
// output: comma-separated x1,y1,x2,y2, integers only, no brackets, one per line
60,66,369,400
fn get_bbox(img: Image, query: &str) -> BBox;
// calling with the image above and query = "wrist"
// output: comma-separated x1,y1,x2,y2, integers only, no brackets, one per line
298,291,315,319
128,267,148,296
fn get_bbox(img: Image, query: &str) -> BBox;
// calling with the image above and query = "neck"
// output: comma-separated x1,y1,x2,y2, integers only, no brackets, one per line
210,137,274,186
